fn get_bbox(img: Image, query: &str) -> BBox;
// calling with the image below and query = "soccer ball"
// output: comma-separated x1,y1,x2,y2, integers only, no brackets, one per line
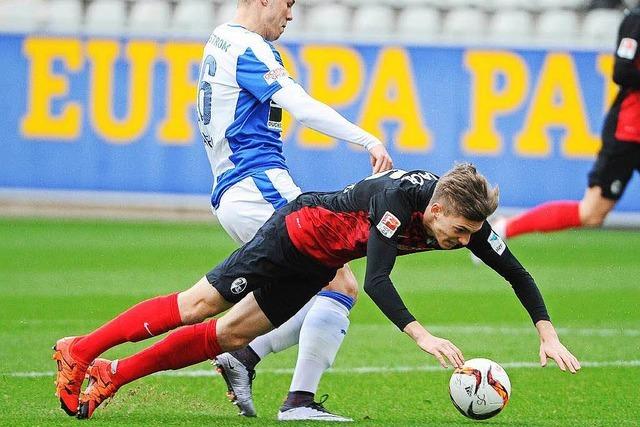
449,358,511,420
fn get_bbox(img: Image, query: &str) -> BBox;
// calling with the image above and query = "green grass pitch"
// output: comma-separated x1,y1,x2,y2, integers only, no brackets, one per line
1,217,639,426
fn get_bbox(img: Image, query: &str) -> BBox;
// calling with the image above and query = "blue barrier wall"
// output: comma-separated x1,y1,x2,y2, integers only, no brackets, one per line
1,34,638,212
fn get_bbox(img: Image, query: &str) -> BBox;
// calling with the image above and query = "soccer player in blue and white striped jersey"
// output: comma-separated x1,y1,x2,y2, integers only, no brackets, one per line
197,0,393,421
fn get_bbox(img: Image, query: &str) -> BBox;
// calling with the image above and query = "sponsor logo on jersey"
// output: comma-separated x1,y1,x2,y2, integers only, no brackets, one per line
230,277,248,294
488,231,506,255
263,67,288,85
617,37,637,60
377,211,401,238
268,100,283,131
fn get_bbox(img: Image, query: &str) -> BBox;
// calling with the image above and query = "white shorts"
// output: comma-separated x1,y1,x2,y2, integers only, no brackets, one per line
214,169,302,245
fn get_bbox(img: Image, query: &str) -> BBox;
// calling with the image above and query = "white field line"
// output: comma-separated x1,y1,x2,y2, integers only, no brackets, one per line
14,320,640,337
428,326,640,337
4,360,640,378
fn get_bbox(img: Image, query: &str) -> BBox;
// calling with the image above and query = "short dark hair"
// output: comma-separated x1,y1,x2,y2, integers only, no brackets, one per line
431,163,499,222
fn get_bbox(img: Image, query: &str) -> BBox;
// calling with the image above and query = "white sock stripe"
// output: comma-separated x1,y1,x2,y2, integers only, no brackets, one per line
7,359,640,378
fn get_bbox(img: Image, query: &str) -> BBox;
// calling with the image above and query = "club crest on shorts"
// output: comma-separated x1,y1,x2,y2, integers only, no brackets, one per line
377,211,401,238
230,277,248,294
611,179,622,196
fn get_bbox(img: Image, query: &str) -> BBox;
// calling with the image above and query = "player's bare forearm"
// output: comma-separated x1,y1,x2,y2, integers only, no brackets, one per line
403,320,430,342
535,319,558,341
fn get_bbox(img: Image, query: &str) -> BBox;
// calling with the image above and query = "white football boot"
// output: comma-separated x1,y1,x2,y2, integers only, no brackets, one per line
470,216,507,265
277,394,353,422
213,353,257,417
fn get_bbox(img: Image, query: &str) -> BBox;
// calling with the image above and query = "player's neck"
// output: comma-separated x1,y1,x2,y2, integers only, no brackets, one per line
422,209,436,238
233,10,267,39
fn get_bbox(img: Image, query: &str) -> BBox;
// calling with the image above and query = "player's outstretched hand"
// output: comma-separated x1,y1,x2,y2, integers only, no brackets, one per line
416,334,465,369
535,320,581,374
539,339,581,374
368,143,393,173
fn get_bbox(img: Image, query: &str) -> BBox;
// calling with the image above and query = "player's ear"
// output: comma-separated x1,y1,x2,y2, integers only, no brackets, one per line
430,203,442,217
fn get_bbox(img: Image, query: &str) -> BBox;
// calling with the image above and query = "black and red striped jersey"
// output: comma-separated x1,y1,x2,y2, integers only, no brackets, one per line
282,169,550,330
607,6,640,143
285,169,439,268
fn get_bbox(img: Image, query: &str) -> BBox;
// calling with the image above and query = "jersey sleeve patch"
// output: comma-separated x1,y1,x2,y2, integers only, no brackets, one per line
236,47,285,102
617,37,638,60
377,211,401,238
263,67,289,85
488,230,506,255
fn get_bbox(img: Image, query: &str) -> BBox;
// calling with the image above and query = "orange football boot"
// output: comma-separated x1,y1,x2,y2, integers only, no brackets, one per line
52,336,89,416
77,358,120,419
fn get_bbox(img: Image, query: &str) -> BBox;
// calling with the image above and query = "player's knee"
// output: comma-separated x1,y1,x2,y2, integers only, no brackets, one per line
216,327,252,351
581,213,605,227
580,207,607,227
325,269,359,300
177,278,221,324
177,301,207,325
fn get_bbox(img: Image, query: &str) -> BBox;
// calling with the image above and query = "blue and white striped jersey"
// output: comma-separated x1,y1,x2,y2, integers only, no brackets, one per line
197,23,296,208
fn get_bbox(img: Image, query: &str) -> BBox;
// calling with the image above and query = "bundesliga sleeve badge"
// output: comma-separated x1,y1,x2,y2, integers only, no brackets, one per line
377,211,401,238
617,37,637,60
488,231,506,255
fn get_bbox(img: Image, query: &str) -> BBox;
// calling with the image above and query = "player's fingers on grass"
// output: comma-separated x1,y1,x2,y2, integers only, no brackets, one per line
573,359,582,372
561,353,578,373
566,354,580,373
539,350,547,367
572,355,582,370
552,353,567,371
560,354,575,373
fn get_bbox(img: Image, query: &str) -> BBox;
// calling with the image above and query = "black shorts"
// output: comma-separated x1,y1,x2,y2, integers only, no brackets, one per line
588,134,640,200
206,206,338,327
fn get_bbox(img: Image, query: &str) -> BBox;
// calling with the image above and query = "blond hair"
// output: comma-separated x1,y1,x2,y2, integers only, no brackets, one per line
431,163,499,221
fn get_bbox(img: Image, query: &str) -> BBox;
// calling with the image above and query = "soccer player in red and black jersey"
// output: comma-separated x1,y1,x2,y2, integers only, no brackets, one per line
494,6,640,240
52,164,580,419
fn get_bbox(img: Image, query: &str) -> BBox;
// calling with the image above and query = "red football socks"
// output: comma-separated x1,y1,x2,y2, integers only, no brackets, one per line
506,201,581,239
72,293,182,364
113,318,221,387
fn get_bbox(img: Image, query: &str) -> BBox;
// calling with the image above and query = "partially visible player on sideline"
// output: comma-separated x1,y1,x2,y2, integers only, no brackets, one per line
197,0,392,421
490,5,640,242
53,164,580,420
